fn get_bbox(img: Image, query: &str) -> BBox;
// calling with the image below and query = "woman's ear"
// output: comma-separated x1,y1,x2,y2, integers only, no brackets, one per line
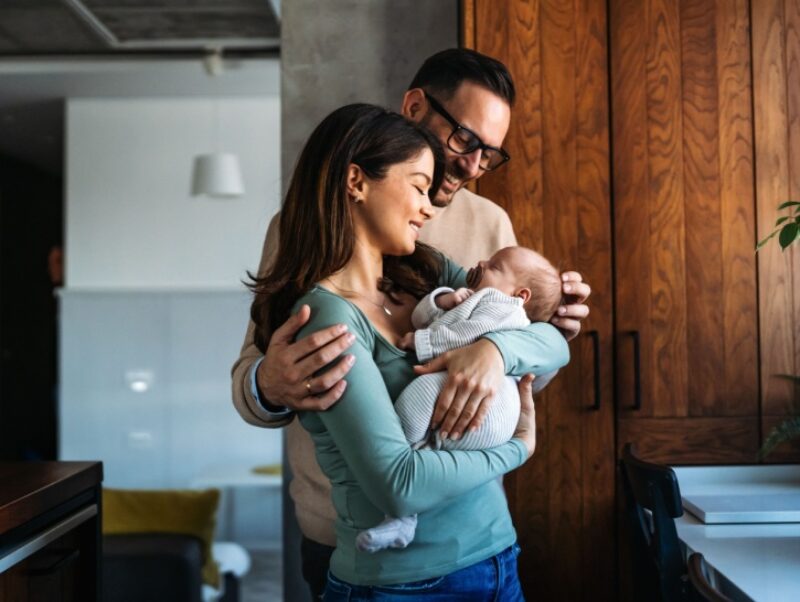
401,88,427,122
515,287,532,305
346,163,367,203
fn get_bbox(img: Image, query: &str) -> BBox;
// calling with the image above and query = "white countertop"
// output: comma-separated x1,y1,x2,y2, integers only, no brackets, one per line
673,465,800,602
190,467,282,489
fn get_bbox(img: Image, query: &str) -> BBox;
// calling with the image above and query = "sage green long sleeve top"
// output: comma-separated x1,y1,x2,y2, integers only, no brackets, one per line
295,257,569,586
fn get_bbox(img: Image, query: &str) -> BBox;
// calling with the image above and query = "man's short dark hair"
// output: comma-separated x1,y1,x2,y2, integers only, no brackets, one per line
408,48,515,107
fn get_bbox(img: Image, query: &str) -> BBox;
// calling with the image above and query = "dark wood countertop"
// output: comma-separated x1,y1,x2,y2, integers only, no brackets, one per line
0,462,103,534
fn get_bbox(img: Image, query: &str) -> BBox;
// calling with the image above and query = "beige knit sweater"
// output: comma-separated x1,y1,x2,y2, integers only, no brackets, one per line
230,187,517,546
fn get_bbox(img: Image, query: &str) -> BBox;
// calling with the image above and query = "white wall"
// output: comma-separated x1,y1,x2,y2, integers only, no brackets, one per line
66,85,279,289
60,60,283,546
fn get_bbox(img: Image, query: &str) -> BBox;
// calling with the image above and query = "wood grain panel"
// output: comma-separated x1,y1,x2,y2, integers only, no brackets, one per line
502,0,549,587
617,418,760,464
647,0,689,418
575,0,615,598
753,0,795,414
469,1,614,599
717,0,758,415
611,0,653,415
681,0,724,417
539,0,582,596
472,0,512,215
786,0,800,382
459,0,475,49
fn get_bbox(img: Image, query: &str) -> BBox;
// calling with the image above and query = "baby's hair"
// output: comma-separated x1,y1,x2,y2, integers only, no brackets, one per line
519,252,563,322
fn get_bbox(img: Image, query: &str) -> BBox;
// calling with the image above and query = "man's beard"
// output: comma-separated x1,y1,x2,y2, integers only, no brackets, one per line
432,163,470,207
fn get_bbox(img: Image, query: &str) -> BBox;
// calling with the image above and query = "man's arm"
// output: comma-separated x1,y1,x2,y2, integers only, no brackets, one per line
231,213,356,427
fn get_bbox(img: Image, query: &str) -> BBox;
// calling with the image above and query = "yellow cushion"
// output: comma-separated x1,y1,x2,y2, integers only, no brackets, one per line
251,463,282,476
102,488,221,587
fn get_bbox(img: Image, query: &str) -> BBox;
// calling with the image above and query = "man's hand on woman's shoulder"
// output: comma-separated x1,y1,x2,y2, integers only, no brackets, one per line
551,271,591,341
256,304,356,412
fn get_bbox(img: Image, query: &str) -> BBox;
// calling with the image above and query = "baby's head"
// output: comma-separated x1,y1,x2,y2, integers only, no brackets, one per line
466,246,562,322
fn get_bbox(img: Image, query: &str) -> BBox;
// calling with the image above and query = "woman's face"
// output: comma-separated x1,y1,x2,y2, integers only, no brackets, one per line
354,148,436,256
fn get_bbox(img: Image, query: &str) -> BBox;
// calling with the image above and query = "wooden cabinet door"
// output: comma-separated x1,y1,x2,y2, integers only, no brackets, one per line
464,2,616,600
610,0,760,464
752,0,800,462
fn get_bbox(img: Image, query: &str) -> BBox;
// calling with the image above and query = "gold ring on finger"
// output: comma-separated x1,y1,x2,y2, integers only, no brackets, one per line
304,379,313,393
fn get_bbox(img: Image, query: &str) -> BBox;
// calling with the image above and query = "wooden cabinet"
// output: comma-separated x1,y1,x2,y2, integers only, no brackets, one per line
611,0,760,464
752,0,800,462
463,2,616,600
463,0,800,599
0,462,103,602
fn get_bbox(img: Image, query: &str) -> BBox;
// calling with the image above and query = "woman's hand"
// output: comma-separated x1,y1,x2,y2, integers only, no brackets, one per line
414,338,505,440
513,374,537,458
552,271,591,341
256,304,356,412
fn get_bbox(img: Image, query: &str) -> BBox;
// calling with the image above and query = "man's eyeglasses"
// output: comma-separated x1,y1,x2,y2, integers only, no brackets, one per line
424,92,511,171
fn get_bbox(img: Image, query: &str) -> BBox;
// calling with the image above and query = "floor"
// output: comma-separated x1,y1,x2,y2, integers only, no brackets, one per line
241,548,283,602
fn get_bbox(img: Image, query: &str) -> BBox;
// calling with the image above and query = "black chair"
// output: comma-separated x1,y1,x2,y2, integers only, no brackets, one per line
687,553,732,602
103,534,240,602
620,443,695,602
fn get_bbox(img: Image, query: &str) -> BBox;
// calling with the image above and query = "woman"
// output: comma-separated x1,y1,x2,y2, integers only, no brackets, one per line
250,104,569,599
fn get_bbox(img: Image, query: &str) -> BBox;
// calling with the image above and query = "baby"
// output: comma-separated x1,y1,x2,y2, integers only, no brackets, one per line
356,246,563,553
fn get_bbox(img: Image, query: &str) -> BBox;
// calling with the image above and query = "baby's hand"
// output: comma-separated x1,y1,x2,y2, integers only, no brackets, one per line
435,287,473,310
399,332,416,350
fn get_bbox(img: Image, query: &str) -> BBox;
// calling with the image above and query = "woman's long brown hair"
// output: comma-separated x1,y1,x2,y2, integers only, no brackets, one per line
248,104,446,352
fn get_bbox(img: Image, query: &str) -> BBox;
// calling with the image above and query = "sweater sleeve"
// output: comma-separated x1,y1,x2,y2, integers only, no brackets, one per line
296,291,528,518
230,213,294,428
414,291,530,363
437,255,570,376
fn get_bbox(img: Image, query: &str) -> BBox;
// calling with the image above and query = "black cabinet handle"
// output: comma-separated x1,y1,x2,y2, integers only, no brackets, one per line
627,331,641,410
587,330,600,411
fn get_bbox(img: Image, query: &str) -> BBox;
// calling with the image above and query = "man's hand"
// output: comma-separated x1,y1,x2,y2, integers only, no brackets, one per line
513,374,537,458
414,338,504,440
435,287,473,310
552,271,591,341
256,304,356,412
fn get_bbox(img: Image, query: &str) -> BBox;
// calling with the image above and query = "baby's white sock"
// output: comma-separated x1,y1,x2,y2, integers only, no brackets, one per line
355,515,418,553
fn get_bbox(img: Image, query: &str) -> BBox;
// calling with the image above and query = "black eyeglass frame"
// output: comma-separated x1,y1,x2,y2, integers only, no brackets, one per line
424,92,511,171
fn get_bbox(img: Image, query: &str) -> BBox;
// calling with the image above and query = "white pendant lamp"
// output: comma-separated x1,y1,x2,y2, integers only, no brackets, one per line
191,153,245,198
191,48,245,199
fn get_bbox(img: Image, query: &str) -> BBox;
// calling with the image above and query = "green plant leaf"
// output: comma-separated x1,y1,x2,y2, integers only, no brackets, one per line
758,416,800,460
777,200,800,210
779,222,799,249
775,216,791,226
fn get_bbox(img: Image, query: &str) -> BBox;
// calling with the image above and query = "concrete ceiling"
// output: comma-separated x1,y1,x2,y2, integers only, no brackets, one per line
0,0,279,55
0,1,280,175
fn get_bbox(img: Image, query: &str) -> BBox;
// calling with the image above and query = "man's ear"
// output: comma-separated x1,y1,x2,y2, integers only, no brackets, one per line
346,163,367,202
515,287,532,305
401,88,427,122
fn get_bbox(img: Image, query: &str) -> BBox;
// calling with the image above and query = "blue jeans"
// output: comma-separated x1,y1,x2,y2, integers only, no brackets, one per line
322,543,524,601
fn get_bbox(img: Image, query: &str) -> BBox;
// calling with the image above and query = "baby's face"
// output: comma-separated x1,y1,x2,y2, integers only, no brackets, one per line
466,247,544,296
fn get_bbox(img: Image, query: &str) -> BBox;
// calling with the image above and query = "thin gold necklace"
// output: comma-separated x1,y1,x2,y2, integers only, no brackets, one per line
325,279,393,316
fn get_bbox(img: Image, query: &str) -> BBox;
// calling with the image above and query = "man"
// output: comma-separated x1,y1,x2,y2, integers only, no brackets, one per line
232,49,591,598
